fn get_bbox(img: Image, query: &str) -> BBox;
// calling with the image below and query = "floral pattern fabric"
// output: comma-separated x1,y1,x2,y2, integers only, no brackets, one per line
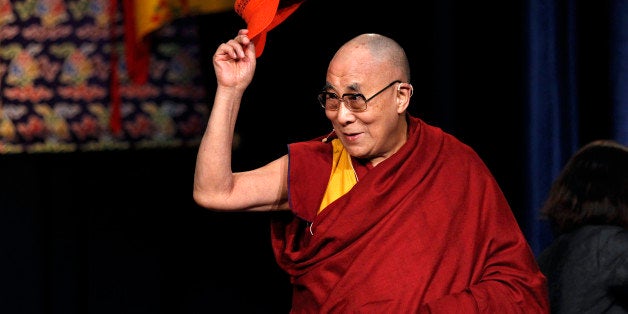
0,0,215,153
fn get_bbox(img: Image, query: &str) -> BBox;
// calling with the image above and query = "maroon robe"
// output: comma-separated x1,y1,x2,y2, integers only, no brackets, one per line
272,115,549,313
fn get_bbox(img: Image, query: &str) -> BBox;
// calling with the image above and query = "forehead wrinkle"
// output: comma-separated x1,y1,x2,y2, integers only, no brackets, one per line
327,47,375,91
323,81,362,93
328,60,389,95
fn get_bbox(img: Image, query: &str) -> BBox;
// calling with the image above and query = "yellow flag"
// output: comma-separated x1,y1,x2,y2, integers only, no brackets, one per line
134,0,235,41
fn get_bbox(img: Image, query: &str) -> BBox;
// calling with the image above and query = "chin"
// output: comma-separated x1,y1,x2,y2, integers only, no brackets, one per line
345,147,368,159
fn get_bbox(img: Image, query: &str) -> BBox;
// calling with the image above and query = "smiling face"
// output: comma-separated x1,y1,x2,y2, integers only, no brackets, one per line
323,34,412,166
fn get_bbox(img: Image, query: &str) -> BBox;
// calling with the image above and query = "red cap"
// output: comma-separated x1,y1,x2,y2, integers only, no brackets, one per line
235,0,304,57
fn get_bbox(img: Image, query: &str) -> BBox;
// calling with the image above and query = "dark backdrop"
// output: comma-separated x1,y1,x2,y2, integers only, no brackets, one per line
1,0,617,313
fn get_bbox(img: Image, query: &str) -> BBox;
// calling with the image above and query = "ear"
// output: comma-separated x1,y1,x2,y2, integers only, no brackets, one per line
395,82,413,113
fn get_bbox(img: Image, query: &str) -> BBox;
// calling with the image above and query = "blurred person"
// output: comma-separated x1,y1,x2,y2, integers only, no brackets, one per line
194,29,549,313
537,139,628,313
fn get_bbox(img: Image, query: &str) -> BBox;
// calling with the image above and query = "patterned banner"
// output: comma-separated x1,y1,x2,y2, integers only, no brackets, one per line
0,0,231,153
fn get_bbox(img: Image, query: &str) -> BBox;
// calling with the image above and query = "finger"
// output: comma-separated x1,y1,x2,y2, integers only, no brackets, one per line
228,39,247,59
216,31,251,60
215,42,239,60
235,33,250,46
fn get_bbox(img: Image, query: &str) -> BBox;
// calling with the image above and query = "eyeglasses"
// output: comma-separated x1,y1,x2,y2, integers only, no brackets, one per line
317,80,402,112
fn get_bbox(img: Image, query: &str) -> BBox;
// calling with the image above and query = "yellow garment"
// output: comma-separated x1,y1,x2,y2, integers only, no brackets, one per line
318,139,358,213
134,0,235,41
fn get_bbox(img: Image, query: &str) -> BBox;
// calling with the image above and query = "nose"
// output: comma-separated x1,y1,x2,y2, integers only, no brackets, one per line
335,100,356,125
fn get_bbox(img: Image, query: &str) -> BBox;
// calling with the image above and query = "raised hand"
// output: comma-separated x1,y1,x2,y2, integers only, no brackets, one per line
213,29,257,90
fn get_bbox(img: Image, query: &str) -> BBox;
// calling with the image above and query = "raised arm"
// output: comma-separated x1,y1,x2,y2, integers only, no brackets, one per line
193,29,290,212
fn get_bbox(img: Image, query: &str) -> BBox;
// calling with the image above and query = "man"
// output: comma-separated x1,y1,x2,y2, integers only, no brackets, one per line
193,29,549,313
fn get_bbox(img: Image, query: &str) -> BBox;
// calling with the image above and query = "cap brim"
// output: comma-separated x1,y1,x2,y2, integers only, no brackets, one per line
252,32,267,58
237,0,304,57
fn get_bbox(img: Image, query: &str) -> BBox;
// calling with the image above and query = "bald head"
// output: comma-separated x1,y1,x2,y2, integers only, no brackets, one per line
331,33,411,82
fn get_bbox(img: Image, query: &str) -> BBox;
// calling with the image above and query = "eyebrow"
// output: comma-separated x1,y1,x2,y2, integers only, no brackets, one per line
321,82,361,93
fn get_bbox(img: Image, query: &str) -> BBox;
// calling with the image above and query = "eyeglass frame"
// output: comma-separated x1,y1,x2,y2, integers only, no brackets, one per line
317,80,403,112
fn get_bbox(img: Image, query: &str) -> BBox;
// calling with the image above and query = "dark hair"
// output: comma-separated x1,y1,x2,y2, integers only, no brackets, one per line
540,140,628,234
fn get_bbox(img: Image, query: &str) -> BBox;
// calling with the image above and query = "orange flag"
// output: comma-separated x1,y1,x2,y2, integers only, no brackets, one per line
110,0,235,133
126,0,235,84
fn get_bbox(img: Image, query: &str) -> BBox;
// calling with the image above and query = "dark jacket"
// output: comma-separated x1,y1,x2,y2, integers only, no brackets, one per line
538,225,628,313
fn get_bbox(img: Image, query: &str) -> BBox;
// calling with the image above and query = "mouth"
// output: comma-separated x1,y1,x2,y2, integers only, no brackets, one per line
342,132,362,142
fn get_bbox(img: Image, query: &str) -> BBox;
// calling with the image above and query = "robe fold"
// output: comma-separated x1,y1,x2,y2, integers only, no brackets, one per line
272,115,549,313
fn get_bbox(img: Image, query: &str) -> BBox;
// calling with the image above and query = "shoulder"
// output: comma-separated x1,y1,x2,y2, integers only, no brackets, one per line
595,225,628,255
411,115,482,159
288,136,334,161
545,225,628,260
